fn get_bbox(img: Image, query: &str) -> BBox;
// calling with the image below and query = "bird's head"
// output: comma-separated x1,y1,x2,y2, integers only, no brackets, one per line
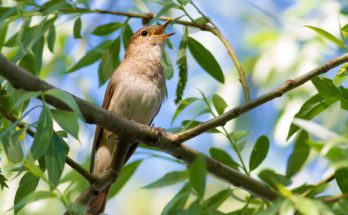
125,20,174,58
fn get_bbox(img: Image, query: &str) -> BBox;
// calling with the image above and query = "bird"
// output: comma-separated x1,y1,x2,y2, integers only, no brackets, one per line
84,20,174,215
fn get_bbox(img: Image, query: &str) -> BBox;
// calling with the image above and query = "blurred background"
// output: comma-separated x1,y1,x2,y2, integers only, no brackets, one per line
1,0,348,214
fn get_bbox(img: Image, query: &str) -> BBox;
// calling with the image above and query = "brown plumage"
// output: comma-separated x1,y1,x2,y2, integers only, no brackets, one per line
84,20,173,214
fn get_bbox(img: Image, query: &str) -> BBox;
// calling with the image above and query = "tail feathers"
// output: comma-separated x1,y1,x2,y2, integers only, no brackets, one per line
86,187,110,215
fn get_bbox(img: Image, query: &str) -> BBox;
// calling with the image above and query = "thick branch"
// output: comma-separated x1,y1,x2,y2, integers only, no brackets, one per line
0,105,96,184
175,53,348,143
0,53,277,201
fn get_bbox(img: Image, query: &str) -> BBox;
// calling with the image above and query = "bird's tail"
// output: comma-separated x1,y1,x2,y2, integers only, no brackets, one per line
86,186,110,215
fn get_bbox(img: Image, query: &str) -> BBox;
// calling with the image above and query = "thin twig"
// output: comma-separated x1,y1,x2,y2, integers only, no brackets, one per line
0,105,96,184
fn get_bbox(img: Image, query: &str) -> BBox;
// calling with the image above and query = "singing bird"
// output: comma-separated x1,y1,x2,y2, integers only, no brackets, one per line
85,20,173,214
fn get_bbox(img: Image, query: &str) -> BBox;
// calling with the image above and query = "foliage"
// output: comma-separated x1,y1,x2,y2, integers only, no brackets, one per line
0,0,347,215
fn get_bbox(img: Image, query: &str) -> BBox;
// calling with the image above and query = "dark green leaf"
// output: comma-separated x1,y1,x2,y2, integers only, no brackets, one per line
45,133,66,189
92,22,122,36
0,22,8,51
163,50,174,79
13,191,56,212
203,189,231,209
175,29,188,104
143,170,189,189
287,93,337,139
73,17,82,39
68,40,113,73
30,106,53,160
47,24,56,53
14,172,40,214
181,120,218,133
305,25,346,49
188,36,224,83
0,169,7,190
109,160,142,197
286,132,310,177
44,88,82,118
122,23,133,49
12,91,41,110
161,184,190,215
51,109,79,139
98,38,121,86
19,54,36,75
189,155,206,199
212,94,227,115
171,97,200,125
336,167,348,193
249,135,269,171
209,147,239,169
193,17,209,25
258,169,290,190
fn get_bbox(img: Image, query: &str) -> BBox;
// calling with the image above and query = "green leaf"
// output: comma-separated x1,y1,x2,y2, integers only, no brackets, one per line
68,40,113,73
335,167,348,193
92,22,123,36
258,169,290,190
143,170,189,189
122,23,133,49
109,160,142,197
73,17,82,39
333,64,348,87
3,130,24,163
13,191,56,212
312,77,348,111
14,172,40,214
98,38,121,86
188,36,224,83
171,97,200,125
41,1,73,14
30,105,53,160
203,189,231,209
0,22,8,51
45,133,66,189
163,50,174,79
0,169,7,190
212,94,227,115
249,135,269,171
305,25,346,49
51,109,79,139
161,184,190,215
44,88,82,118
189,155,206,199
12,91,41,110
291,197,322,215
175,29,188,104
47,24,56,53
286,132,310,177
342,24,348,32
287,93,337,139
209,147,239,169
149,2,175,24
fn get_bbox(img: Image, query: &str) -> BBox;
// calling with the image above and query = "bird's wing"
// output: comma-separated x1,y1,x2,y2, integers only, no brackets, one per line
89,81,115,173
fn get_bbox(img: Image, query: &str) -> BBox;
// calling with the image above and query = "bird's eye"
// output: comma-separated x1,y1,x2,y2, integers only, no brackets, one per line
141,30,148,36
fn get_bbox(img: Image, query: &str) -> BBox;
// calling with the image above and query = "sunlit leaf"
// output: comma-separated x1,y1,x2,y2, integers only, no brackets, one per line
14,172,40,214
189,155,206,199
258,169,290,190
13,191,56,212
143,170,189,189
212,94,227,115
305,25,346,49
188,37,225,83
333,64,348,87
249,135,269,171
109,160,142,197
203,189,231,209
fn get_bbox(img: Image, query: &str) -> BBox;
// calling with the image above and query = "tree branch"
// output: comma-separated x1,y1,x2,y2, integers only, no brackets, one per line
0,53,277,201
174,53,348,143
0,105,96,184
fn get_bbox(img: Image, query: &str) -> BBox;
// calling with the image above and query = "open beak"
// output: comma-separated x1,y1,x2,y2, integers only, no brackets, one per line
152,19,175,39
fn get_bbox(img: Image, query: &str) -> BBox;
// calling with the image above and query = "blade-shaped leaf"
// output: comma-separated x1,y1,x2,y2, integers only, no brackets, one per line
47,24,56,53
13,191,56,212
51,109,79,140
175,28,188,104
189,155,206,199
203,188,231,209
73,17,82,39
161,184,190,215
108,160,142,197
335,167,348,193
98,38,121,86
249,135,269,171
305,25,346,49
122,23,133,49
209,147,239,169
143,170,189,189
212,94,227,115
163,50,174,79
14,172,40,214
92,22,122,36
286,132,309,177
188,36,224,83
171,97,200,125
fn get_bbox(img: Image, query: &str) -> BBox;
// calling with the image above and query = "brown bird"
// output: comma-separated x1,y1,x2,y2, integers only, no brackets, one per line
84,20,173,214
